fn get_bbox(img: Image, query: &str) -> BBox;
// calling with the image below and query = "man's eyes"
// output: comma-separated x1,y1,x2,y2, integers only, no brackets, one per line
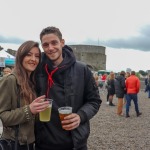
42,41,58,47
42,43,49,47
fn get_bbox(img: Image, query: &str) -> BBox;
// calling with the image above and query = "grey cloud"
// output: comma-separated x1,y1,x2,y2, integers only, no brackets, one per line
105,34,150,51
81,24,150,51
0,35,25,44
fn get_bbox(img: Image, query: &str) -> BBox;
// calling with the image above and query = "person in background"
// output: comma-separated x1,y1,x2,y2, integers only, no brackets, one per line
93,72,99,87
106,71,116,106
34,26,102,150
98,74,102,82
0,41,49,150
114,71,126,116
124,72,130,105
105,74,110,104
101,73,107,81
125,72,130,79
98,73,107,94
144,74,150,98
125,71,142,118
3,67,12,76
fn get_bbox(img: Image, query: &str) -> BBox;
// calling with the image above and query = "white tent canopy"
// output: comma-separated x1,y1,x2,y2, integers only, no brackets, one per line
0,49,15,58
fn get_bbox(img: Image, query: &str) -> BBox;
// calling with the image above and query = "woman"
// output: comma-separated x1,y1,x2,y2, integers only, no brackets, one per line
0,41,49,150
107,72,116,106
93,72,99,86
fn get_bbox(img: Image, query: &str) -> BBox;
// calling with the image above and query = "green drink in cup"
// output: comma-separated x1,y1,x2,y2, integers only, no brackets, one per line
39,98,53,122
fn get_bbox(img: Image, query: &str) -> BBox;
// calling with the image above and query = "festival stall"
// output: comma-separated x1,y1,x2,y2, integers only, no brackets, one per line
0,49,15,67
0,50,15,76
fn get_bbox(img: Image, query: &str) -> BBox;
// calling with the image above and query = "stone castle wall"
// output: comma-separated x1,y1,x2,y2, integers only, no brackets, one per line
69,45,106,70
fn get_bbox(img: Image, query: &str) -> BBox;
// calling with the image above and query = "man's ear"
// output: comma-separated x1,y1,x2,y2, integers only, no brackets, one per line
61,39,65,47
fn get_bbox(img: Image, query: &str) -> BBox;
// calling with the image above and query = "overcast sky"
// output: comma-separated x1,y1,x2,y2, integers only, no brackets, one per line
0,0,150,72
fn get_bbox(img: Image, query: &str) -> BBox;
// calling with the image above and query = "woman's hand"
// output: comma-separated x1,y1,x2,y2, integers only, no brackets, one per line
29,95,50,115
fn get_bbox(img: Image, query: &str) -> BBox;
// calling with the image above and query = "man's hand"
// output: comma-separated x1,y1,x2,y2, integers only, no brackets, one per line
61,113,81,130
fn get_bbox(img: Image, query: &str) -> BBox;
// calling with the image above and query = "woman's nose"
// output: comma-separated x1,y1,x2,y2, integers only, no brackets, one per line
31,55,36,61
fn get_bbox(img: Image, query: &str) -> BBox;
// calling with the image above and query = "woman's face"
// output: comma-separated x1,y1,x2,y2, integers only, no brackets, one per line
22,47,40,76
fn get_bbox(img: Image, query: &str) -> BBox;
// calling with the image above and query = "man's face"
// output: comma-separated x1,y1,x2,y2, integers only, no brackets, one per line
41,33,65,66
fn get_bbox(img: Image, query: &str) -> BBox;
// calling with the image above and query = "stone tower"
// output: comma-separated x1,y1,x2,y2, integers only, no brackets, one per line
69,45,106,70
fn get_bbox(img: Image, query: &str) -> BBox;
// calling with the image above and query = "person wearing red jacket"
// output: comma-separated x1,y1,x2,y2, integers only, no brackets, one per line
101,74,107,81
125,71,142,118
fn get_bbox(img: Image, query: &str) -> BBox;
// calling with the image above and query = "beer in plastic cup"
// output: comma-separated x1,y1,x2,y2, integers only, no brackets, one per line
58,106,72,121
39,98,53,122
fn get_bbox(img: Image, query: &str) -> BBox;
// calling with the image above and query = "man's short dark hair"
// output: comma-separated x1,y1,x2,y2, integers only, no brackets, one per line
40,26,62,41
120,71,125,76
131,71,135,75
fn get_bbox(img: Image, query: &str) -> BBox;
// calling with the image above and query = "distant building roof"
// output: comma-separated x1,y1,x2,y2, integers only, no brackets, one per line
0,49,15,58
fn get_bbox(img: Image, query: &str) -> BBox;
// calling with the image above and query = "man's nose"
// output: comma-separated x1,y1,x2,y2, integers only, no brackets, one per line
48,43,53,49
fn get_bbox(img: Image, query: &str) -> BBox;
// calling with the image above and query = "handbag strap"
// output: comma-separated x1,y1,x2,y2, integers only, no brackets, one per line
14,84,20,150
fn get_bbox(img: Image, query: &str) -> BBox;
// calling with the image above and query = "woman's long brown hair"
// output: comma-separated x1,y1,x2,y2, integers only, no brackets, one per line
14,41,41,104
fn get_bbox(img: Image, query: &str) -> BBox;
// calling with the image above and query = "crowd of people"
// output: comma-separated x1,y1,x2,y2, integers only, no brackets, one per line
93,70,142,118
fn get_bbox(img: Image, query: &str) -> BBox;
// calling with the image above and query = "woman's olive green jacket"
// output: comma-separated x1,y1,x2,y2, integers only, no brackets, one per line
0,73,35,145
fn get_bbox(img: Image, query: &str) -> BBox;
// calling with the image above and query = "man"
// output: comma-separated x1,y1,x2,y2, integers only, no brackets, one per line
125,71,142,118
35,26,102,150
114,71,126,116
144,74,150,98
3,67,12,76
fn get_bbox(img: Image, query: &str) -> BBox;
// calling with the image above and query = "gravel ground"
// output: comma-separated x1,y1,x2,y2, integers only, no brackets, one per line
88,90,150,150
1,90,149,149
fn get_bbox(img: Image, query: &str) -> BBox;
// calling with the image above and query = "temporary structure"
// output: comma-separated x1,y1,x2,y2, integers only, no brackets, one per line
0,49,15,58
0,49,15,66
5,58,15,66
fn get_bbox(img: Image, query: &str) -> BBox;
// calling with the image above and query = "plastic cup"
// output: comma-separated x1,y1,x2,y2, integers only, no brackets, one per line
58,106,72,121
39,98,53,122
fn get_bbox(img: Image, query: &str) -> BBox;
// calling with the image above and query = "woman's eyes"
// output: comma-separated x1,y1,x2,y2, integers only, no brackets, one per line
26,53,40,58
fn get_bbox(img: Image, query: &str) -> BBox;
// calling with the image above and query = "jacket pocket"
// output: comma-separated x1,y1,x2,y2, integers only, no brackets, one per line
71,121,90,148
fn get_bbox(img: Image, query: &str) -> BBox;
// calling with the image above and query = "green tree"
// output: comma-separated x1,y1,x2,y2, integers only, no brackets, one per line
136,72,140,79
139,70,147,76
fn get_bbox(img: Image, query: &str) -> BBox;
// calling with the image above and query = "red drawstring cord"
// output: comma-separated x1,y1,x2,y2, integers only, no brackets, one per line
45,64,59,97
